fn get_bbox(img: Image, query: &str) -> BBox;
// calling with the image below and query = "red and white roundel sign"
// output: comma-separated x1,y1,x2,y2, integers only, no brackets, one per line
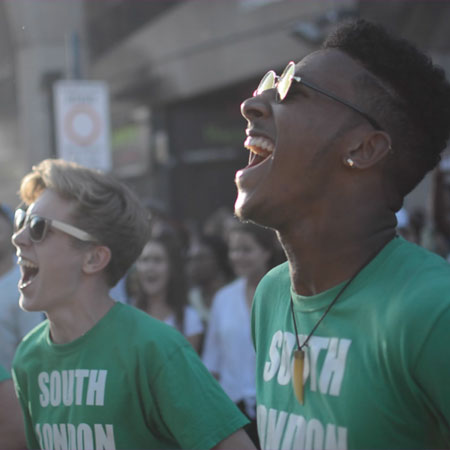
54,80,111,171
63,104,101,147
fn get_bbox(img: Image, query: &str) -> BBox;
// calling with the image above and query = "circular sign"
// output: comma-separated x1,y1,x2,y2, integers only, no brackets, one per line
64,104,101,147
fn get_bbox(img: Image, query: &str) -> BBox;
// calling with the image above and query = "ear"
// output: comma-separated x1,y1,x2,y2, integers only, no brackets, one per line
343,131,392,170
82,245,112,275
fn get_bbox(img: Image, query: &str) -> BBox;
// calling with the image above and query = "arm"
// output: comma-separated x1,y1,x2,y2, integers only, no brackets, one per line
212,428,256,450
201,294,222,374
0,379,27,450
186,332,203,354
414,306,450,438
184,307,204,354
152,342,251,450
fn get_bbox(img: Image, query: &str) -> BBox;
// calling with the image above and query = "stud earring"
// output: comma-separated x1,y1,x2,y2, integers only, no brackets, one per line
346,158,354,167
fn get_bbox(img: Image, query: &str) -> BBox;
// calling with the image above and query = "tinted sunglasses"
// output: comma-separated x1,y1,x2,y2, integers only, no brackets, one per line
253,61,383,131
14,209,97,243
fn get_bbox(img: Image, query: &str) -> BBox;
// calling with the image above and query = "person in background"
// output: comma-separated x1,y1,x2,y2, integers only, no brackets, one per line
235,19,450,449
0,203,42,370
135,233,204,354
421,158,450,258
0,363,26,449
202,221,284,448
187,233,234,328
202,206,237,243
11,158,254,450
395,207,426,245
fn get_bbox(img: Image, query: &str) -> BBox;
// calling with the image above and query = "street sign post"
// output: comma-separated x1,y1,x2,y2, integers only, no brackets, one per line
54,80,112,171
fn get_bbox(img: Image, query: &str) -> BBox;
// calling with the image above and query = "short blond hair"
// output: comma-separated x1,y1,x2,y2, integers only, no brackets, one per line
19,158,150,286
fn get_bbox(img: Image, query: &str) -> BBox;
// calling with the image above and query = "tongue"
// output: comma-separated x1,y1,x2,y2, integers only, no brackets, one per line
23,266,38,284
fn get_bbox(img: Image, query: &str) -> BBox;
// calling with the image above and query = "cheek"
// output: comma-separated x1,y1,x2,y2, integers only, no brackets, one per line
160,266,171,285
135,268,146,284
44,249,82,272
229,252,243,267
148,261,169,281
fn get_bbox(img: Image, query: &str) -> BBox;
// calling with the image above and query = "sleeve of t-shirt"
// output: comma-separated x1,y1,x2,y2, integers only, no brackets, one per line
201,295,222,374
11,367,41,450
413,305,450,443
152,343,249,450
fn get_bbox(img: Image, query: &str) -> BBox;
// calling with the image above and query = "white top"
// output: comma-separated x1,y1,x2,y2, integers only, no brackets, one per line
164,305,204,337
188,287,210,324
0,265,43,370
202,278,256,403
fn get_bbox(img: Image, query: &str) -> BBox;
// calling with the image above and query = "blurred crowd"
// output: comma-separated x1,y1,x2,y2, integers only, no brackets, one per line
396,163,450,260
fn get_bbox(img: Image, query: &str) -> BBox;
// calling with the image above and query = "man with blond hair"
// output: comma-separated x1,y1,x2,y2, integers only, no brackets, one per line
12,159,254,450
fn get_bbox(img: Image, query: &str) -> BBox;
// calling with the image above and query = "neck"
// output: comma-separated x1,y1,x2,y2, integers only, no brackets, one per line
147,302,173,321
278,220,396,296
48,292,115,344
199,276,226,308
143,292,173,321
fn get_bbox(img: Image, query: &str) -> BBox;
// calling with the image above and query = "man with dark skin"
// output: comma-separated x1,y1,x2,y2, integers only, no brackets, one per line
235,20,450,449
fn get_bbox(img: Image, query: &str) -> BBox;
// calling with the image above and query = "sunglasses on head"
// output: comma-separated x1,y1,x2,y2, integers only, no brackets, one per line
253,61,383,131
14,209,97,243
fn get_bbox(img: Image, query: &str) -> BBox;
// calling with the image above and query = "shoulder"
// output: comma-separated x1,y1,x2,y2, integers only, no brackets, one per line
385,239,450,302
182,305,204,335
113,303,191,348
111,305,199,372
212,278,246,305
370,239,450,357
184,305,202,322
256,261,290,298
217,278,246,295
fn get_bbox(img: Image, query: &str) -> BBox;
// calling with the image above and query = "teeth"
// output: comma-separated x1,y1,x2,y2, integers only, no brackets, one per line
19,279,35,289
18,258,38,269
244,136,275,156
17,257,39,289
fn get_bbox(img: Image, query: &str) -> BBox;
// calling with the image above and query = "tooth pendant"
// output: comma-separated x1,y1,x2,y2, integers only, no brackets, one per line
293,349,305,405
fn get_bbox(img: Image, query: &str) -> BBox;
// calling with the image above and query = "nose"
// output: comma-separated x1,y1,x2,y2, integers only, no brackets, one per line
11,226,30,249
240,93,271,121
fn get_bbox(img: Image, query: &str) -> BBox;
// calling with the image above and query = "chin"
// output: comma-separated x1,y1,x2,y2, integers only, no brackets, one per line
19,294,39,312
234,191,257,222
234,193,276,229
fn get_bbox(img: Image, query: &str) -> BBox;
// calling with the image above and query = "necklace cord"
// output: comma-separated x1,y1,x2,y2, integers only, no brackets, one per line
290,240,392,351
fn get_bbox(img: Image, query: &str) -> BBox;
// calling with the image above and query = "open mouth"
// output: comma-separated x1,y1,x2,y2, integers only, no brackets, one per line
244,136,275,168
18,257,39,289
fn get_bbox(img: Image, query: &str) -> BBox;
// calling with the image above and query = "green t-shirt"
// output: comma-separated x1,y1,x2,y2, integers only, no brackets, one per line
252,237,450,450
0,364,10,382
12,302,248,450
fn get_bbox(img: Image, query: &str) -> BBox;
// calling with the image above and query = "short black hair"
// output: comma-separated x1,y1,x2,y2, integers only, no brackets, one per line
323,19,450,209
